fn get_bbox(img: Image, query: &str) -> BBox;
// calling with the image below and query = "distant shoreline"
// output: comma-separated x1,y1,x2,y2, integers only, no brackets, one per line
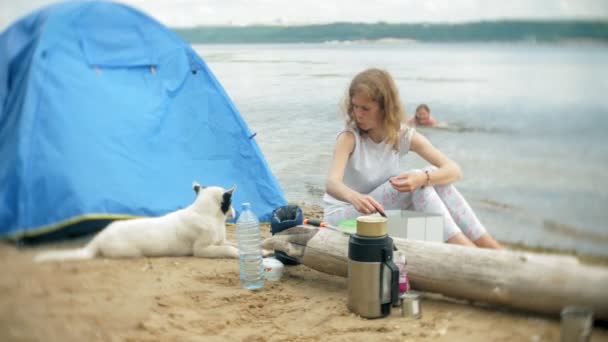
173,20,608,44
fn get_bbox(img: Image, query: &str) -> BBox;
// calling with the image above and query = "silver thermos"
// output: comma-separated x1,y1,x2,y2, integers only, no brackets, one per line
347,216,400,318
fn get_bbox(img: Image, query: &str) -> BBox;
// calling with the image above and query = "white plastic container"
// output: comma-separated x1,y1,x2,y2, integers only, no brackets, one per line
386,210,444,242
262,257,284,281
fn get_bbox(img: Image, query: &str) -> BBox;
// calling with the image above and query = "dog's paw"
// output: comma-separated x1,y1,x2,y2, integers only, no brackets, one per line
262,249,274,258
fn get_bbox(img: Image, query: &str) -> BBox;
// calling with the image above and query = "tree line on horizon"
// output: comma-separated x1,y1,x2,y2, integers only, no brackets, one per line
173,20,608,43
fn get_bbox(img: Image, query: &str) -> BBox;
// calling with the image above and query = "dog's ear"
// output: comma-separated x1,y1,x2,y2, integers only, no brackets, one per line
192,181,205,195
221,185,236,215
225,185,236,196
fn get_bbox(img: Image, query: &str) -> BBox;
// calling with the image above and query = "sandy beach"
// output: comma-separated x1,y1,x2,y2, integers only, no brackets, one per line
1,1,607,341
1,204,607,342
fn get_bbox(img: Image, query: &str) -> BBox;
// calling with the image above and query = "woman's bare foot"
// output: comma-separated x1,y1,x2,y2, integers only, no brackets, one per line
447,233,476,247
473,234,503,249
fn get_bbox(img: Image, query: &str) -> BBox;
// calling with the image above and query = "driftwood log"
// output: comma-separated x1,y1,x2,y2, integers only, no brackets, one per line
262,225,608,319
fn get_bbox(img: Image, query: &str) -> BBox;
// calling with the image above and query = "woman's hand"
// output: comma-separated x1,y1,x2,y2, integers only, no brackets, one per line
348,192,385,215
390,172,426,192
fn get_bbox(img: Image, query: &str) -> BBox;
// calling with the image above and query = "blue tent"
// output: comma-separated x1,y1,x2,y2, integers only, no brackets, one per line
0,1,287,242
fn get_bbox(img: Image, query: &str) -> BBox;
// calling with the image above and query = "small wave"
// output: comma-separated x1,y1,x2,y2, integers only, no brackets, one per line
397,76,486,83
199,53,234,62
228,59,326,65
479,199,608,245
478,199,525,212
418,123,513,135
323,38,418,45
305,183,325,197
543,219,608,245
311,73,346,78
280,73,302,77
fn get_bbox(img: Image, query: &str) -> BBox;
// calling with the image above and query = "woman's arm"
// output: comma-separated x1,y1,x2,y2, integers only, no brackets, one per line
326,132,385,215
390,131,462,192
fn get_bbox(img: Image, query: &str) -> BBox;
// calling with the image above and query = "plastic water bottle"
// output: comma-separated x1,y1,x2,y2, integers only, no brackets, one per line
236,203,264,290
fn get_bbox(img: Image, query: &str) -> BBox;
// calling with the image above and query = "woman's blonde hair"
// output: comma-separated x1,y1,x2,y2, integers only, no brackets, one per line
343,68,406,150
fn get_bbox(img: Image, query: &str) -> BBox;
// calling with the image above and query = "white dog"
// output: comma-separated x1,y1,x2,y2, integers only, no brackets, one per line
35,182,239,262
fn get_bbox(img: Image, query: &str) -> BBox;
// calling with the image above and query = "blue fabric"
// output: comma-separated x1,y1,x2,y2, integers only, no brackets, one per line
0,1,287,240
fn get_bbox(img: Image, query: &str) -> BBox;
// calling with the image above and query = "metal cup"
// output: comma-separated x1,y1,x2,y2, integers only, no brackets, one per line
400,293,421,319
560,306,593,342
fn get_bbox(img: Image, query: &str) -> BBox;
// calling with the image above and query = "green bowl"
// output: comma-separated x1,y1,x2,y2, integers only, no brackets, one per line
337,218,357,235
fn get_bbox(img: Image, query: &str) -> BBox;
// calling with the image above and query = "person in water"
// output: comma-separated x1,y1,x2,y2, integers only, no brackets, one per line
408,103,437,127
322,68,502,249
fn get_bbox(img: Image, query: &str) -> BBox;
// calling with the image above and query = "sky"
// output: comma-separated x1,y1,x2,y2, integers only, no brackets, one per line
1,0,607,30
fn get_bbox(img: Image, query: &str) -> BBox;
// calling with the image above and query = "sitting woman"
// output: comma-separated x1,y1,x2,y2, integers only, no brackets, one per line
322,68,502,249
407,103,437,127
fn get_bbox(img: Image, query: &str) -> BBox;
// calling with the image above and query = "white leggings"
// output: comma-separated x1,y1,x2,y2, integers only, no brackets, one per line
323,168,487,242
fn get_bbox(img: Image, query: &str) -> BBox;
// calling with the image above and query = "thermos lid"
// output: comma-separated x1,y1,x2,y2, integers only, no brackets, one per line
348,234,394,262
356,216,387,237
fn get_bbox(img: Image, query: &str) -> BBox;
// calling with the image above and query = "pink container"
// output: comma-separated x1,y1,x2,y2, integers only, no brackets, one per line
395,253,410,294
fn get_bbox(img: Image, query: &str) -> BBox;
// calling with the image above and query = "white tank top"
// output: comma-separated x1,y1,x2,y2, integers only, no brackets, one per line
323,126,415,208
